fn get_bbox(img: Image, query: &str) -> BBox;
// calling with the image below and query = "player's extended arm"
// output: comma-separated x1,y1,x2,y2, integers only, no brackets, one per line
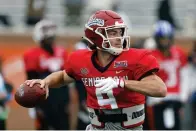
44,70,75,88
124,73,167,97
26,70,75,89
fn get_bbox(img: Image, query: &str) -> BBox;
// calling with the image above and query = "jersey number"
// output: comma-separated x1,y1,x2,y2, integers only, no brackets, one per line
95,88,118,109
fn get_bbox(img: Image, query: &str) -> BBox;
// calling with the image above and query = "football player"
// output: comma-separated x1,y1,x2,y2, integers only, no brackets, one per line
144,21,187,130
24,10,167,130
23,20,78,130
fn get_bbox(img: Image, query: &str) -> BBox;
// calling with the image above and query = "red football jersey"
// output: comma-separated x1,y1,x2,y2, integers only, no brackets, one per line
23,46,68,73
65,49,159,109
151,46,187,94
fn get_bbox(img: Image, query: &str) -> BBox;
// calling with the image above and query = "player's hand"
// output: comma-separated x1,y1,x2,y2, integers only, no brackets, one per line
95,77,125,93
24,79,49,99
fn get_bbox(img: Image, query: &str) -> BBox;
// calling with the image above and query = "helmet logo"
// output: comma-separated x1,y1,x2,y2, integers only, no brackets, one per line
87,18,104,27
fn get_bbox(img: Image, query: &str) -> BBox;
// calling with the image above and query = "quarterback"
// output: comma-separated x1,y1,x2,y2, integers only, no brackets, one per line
25,10,167,130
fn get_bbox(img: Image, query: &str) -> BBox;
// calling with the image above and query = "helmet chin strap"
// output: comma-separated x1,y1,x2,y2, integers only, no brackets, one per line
97,46,123,55
106,47,123,55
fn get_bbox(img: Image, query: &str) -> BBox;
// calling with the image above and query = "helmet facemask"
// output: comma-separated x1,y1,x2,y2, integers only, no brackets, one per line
101,26,130,55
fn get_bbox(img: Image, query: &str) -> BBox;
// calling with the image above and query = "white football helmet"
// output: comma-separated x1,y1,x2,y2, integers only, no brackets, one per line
33,19,57,43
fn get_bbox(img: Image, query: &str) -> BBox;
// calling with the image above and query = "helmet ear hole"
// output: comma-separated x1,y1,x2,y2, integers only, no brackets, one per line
103,42,110,48
97,28,102,33
97,28,106,37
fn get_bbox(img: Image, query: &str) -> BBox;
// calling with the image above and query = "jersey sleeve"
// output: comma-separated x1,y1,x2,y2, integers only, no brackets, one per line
134,52,159,80
64,52,80,80
23,51,38,71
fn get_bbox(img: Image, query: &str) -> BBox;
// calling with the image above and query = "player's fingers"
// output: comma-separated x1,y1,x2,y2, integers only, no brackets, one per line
25,80,33,86
102,85,114,93
29,79,41,87
99,82,111,92
45,87,49,99
95,80,107,88
29,80,36,87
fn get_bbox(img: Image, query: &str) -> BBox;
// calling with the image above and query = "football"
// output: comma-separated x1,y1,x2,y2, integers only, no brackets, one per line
15,83,47,108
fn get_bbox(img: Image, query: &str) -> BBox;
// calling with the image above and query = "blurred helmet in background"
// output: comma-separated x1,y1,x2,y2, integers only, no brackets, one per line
83,10,130,55
33,19,57,44
154,20,174,50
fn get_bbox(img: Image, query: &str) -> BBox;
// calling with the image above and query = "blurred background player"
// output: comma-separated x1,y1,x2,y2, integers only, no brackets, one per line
143,20,188,130
0,57,13,130
23,19,78,130
73,39,90,130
